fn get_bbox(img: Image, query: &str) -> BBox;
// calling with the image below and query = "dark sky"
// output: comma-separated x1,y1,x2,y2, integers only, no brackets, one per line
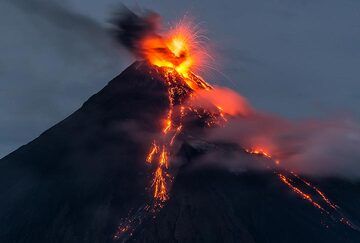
1,0,359,157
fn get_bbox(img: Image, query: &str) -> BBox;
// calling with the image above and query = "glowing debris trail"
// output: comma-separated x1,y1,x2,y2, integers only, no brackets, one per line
278,173,324,211
114,19,215,237
244,148,358,230
141,19,215,205
245,148,326,210
115,16,359,240
146,70,214,205
146,142,159,164
291,172,338,210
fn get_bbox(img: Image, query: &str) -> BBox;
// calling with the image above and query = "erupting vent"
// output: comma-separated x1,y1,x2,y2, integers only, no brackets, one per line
113,14,359,241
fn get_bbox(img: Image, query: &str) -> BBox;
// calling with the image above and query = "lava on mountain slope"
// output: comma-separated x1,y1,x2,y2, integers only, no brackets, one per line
112,12,359,241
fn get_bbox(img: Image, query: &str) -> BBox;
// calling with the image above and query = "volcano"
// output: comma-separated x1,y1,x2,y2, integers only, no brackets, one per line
0,61,360,243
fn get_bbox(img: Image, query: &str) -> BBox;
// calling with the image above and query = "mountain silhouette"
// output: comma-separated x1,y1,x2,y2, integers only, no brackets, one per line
0,61,359,243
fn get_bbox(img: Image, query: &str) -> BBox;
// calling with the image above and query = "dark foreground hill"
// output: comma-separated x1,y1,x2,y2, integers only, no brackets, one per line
0,62,359,243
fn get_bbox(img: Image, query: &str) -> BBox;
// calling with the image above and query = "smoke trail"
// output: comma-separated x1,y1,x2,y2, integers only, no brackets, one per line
189,86,360,180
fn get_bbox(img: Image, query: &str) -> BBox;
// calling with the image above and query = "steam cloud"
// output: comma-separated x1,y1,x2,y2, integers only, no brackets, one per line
190,87,360,180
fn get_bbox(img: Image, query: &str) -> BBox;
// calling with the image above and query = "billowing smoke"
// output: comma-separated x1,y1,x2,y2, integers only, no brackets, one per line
190,87,360,180
111,7,162,57
110,8,360,180
189,86,253,116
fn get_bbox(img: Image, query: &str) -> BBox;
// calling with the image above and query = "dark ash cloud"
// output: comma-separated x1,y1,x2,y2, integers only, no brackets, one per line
110,7,161,55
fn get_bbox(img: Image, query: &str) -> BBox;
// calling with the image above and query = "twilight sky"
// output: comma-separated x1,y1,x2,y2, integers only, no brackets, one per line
1,0,359,157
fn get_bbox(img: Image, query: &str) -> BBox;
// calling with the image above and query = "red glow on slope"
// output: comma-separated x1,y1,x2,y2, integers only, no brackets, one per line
191,87,253,116
244,147,357,229
116,16,359,239
146,142,159,164
278,173,324,211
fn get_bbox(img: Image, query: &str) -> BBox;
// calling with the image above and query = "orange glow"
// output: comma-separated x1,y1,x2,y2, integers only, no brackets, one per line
141,35,191,76
141,26,194,77
140,20,208,88
244,147,357,228
246,148,330,210
117,17,359,238
118,19,228,237
190,87,252,117
163,111,172,134
170,125,182,145
245,148,273,160
291,172,338,210
152,167,169,202
159,146,169,168
278,173,324,211
146,142,159,163
143,46,219,205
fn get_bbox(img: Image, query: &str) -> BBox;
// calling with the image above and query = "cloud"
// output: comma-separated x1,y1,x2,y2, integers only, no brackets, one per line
189,86,360,180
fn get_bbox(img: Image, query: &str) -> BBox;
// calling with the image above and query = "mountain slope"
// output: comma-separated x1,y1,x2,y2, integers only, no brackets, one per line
131,167,360,242
0,61,168,242
0,61,359,243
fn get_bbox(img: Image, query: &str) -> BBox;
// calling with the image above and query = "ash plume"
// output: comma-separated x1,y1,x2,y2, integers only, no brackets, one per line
111,7,161,56
190,87,360,180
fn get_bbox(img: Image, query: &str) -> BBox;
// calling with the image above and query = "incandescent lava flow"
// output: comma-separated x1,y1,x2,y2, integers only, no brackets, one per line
112,10,359,241
1,8,359,243
141,20,215,205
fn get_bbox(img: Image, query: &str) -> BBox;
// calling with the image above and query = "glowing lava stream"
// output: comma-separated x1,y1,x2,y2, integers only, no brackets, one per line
278,173,324,211
145,71,214,206
244,148,358,230
142,21,215,206
115,22,222,239
115,19,358,239
143,19,358,228
245,149,326,209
